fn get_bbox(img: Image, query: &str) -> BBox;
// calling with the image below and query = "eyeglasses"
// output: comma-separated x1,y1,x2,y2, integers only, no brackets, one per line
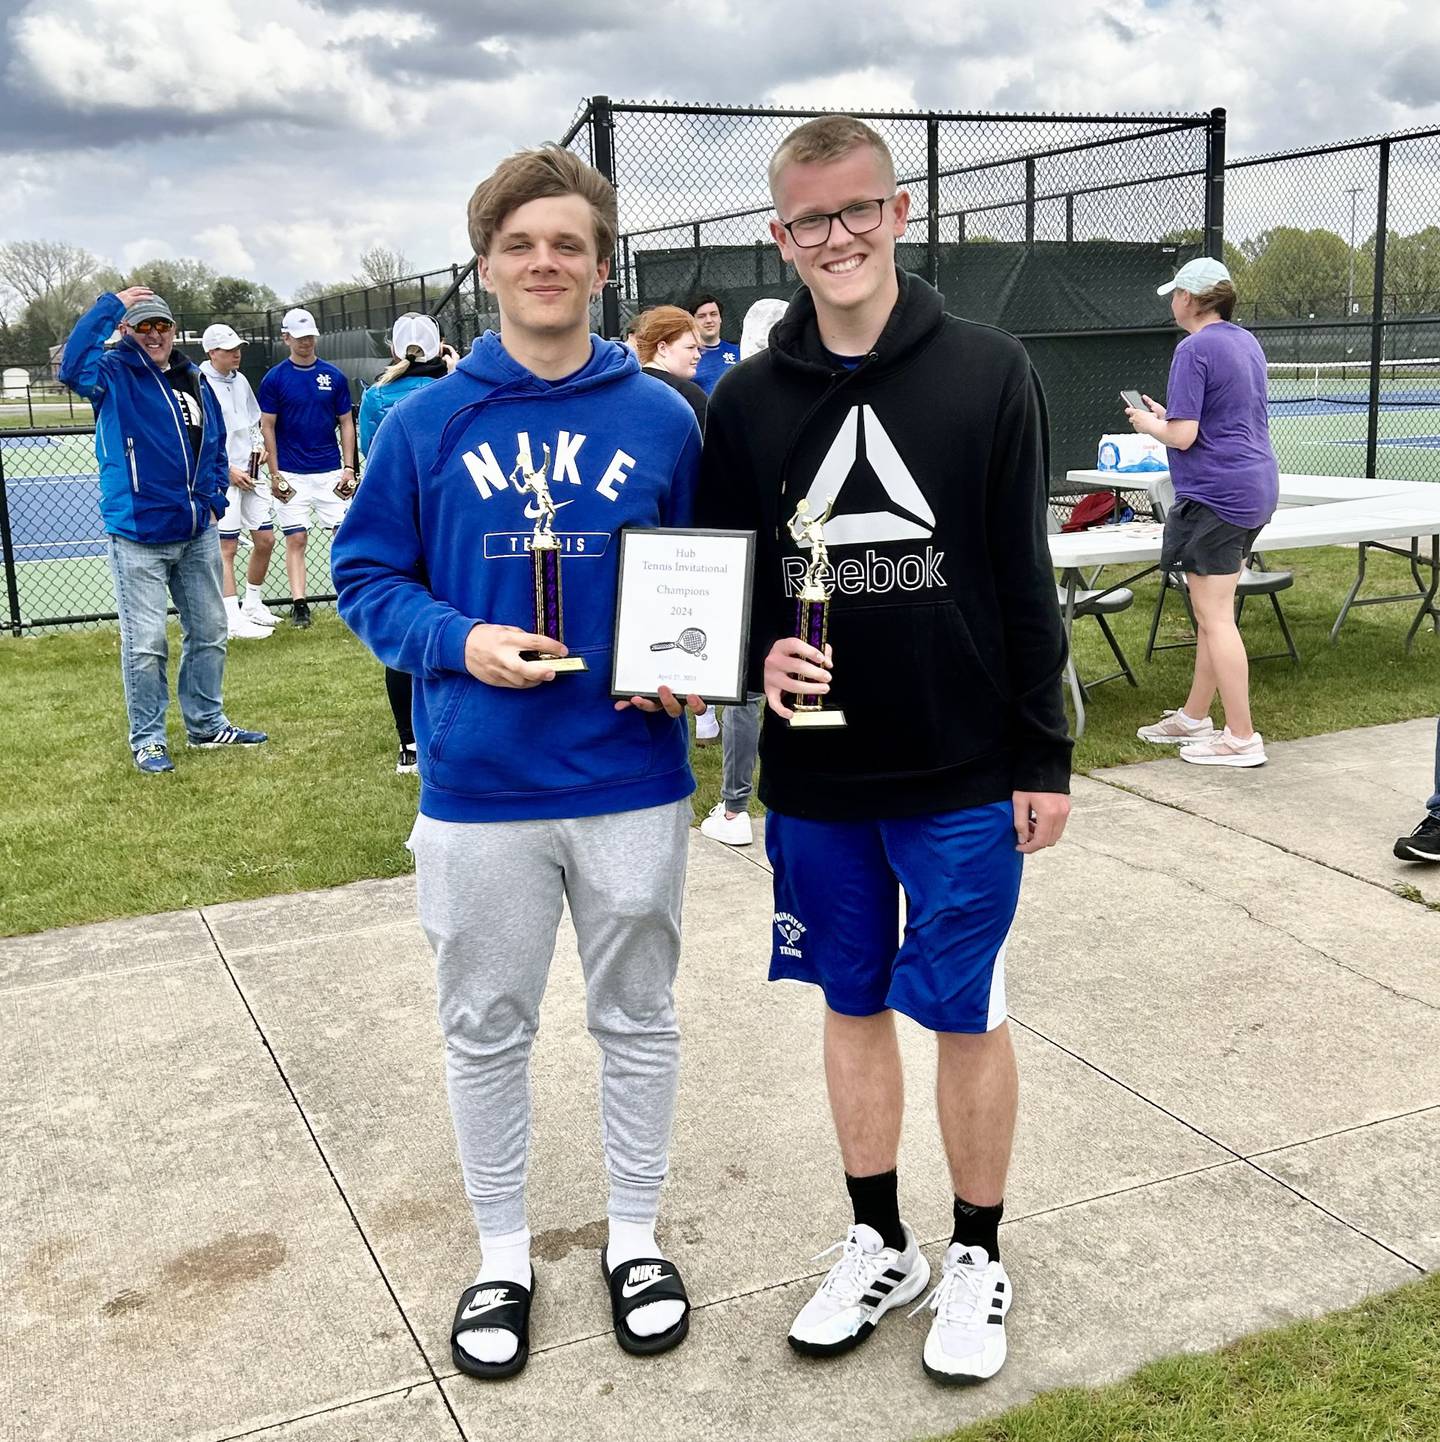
779,197,893,248
133,319,174,335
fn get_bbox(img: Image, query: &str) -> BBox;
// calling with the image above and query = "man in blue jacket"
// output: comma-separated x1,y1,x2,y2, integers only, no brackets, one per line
333,145,703,1381
59,287,268,773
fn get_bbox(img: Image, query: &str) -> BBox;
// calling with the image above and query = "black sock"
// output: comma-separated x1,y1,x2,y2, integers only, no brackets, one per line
845,1169,906,1252
952,1196,1004,1261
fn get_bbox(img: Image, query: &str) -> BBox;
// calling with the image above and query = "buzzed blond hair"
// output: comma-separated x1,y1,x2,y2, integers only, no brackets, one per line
768,115,897,202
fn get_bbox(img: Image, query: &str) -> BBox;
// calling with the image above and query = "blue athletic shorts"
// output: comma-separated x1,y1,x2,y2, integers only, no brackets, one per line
765,802,1022,1033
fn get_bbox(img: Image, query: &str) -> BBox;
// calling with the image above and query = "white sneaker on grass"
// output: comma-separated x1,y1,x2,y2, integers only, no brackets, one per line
787,1222,930,1357
227,613,272,640
241,597,278,627
1179,727,1267,767
914,1243,1012,1385
1136,709,1215,744
694,709,720,745
699,801,753,846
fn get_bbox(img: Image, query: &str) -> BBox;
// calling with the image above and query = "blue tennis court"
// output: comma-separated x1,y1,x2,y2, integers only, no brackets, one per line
7,473,108,561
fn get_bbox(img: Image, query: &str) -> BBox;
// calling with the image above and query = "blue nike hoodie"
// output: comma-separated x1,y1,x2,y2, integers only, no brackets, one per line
332,331,702,822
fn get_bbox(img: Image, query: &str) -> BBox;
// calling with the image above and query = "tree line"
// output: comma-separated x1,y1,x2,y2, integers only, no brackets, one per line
0,242,414,365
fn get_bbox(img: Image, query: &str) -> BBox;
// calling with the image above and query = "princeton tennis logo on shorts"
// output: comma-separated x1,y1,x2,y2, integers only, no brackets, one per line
774,912,806,959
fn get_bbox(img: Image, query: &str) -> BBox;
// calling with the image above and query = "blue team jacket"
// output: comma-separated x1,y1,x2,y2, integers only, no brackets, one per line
59,293,228,544
332,330,702,822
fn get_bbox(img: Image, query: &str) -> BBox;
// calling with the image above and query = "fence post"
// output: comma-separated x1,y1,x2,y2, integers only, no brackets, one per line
1025,158,1036,246
1204,107,1226,260
926,117,940,288
1364,138,1391,480
591,95,622,338
0,442,23,635
1065,192,1075,244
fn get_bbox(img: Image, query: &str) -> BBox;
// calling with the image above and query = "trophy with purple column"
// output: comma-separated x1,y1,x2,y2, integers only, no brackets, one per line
786,495,845,728
513,446,588,674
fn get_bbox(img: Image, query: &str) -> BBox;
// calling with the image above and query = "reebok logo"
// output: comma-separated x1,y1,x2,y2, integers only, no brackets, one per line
775,912,805,959
781,546,947,598
459,1287,511,1320
621,1264,670,1298
800,405,935,545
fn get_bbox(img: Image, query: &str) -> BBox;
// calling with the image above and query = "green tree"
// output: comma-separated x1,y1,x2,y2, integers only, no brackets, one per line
1238,227,1353,317
123,256,221,317
211,275,280,315
0,239,101,348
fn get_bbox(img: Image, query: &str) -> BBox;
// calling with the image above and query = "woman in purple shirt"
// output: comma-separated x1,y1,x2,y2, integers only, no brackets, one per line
1127,257,1279,768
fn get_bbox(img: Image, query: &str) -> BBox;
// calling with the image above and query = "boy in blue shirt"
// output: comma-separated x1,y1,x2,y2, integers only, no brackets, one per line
688,294,740,395
333,144,703,1381
257,308,356,627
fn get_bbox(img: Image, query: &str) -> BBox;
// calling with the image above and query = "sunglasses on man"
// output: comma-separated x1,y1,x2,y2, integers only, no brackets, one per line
133,319,174,335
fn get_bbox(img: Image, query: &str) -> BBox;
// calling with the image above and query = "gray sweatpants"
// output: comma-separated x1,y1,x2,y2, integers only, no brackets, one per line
409,799,690,1238
721,691,764,812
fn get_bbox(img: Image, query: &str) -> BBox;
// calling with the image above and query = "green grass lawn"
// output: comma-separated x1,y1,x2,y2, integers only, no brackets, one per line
936,1271,1440,1442
2,540,1436,938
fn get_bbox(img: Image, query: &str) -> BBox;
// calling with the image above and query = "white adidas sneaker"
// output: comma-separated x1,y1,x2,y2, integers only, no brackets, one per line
788,1222,930,1357
915,1243,1012,1385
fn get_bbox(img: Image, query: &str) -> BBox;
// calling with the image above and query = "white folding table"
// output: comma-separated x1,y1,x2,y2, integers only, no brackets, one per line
1050,490,1440,736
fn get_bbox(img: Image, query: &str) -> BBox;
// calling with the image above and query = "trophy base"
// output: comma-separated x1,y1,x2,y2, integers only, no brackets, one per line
522,652,589,674
788,708,847,729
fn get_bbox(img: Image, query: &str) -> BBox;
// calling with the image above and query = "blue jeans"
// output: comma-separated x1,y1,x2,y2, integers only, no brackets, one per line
107,528,228,752
1428,717,1440,817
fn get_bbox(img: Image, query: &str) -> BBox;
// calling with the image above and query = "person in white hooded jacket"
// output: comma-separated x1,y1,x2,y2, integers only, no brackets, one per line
200,324,277,638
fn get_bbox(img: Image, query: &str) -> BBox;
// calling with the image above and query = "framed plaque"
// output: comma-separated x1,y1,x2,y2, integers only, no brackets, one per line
611,528,755,705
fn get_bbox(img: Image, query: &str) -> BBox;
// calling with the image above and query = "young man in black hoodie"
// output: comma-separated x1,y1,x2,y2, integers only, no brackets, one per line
696,116,1072,1385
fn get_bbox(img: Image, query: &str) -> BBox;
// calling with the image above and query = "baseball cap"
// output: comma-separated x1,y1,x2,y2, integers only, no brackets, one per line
122,295,175,327
1157,257,1232,296
201,323,244,352
281,307,320,337
390,312,441,362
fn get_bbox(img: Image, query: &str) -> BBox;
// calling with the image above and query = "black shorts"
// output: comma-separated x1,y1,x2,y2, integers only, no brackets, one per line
1161,498,1265,577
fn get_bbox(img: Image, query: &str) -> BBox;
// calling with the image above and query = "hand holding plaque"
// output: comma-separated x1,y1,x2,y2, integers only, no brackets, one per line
513,445,587,675
785,496,846,729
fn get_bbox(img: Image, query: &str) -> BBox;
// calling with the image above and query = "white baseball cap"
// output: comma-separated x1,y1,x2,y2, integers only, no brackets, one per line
1157,257,1232,296
390,312,441,362
740,298,789,361
281,307,320,337
201,323,244,352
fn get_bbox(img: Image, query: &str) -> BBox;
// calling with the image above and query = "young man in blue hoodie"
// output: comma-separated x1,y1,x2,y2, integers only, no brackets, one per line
59,286,268,772
332,146,703,1381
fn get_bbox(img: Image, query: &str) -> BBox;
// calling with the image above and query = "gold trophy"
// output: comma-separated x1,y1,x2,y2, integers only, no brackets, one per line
786,495,845,729
513,445,587,674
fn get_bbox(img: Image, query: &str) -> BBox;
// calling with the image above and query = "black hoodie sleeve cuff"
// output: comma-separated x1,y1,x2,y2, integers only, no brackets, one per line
1011,742,1073,796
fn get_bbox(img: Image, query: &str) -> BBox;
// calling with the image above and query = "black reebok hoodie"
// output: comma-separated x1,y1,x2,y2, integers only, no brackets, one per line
695,268,1072,821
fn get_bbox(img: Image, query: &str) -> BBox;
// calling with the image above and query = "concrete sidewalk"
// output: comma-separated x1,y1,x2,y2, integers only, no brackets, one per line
4,718,1437,1442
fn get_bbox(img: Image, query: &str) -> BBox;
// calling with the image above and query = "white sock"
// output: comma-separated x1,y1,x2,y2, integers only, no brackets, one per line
606,1217,684,1339
455,1226,531,1366
223,593,240,617
1178,709,1206,726
244,584,265,605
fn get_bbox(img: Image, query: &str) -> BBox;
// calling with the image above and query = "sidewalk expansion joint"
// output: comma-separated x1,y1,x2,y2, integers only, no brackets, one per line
197,911,471,1442
214,1382,446,1442
1012,1017,1427,1278
1088,772,1440,914
1245,1102,1440,1160
1061,833,1440,1014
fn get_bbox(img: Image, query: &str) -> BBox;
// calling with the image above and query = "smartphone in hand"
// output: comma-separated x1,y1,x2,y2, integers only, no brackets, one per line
1120,389,1146,411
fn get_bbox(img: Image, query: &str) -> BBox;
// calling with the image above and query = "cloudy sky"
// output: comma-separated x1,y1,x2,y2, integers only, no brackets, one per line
3,0,1439,299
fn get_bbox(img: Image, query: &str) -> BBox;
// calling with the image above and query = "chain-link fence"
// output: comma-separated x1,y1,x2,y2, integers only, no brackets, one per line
0,426,340,634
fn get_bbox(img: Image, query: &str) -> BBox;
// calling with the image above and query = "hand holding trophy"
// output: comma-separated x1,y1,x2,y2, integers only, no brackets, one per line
513,445,588,674
785,495,846,729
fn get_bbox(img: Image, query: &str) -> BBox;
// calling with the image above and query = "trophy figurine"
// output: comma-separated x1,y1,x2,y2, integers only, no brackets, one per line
513,445,588,673
786,495,846,729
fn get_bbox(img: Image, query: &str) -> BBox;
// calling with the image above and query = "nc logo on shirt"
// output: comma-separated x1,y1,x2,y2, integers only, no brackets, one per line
722,351,737,365
775,912,806,958
316,373,333,391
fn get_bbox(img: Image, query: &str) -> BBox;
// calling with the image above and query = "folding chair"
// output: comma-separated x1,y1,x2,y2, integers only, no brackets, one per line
1145,478,1300,666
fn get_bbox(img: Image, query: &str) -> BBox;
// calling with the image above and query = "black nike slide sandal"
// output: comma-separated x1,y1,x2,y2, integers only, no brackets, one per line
450,1275,537,1381
600,1251,691,1357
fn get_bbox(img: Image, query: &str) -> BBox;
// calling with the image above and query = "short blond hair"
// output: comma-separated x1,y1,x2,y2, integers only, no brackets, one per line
769,115,896,202
467,145,618,263
633,305,699,364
